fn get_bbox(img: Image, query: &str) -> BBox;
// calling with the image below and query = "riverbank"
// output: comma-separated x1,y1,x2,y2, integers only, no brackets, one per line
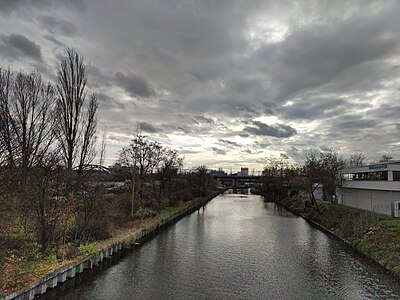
2,189,225,300
273,196,400,277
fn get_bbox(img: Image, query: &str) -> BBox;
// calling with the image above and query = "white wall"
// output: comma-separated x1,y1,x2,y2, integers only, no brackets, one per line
340,188,392,215
342,181,400,191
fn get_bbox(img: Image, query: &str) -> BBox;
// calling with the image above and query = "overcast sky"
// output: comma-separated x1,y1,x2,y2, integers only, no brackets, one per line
1,0,400,170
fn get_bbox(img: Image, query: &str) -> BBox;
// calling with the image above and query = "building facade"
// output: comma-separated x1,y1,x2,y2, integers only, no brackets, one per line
339,162,400,217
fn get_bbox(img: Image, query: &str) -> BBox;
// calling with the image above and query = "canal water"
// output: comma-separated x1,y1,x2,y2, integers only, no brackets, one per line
46,190,400,299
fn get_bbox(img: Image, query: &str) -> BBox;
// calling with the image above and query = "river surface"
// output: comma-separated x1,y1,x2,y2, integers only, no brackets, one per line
46,190,400,299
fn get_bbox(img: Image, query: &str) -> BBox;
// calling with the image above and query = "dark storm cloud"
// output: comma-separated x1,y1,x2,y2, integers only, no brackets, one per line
115,72,155,98
244,121,297,138
366,104,400,120
0,0,87,14
138,122,162,133
333,118,378,132
97,93,125,111
212,147,227,155
219,139,240,147
87,65,113,88
176,126,191,134
43,35,64,47
0,34,42,62
279,98,346,120
37,15,77,37
193,115,214,125
254,141,271,149
0,0,40,13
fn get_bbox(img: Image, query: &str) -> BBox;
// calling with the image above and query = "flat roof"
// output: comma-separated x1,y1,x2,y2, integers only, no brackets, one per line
340,161,400,173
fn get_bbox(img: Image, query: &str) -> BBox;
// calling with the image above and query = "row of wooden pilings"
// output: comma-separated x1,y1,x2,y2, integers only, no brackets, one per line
4,189,227,300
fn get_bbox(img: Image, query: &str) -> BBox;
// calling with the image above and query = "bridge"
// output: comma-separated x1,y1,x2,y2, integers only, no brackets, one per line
212,174,262,188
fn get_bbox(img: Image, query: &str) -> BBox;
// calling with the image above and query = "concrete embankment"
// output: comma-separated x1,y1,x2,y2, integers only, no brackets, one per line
271,196,400,278
4,189,227,300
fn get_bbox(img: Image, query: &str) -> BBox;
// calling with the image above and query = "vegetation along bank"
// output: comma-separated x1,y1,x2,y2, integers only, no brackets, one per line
2,189,224,300
274,196,400,277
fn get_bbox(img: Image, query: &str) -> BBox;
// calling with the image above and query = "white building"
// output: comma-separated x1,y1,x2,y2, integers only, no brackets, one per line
339,161,400,217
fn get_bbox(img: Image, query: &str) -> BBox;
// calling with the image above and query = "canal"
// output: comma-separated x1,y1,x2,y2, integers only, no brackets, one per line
44,190,400,299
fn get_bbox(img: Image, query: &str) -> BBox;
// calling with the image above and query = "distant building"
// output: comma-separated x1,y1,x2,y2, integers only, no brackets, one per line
210,169,228,177
238,167,249,176
339,161,400,216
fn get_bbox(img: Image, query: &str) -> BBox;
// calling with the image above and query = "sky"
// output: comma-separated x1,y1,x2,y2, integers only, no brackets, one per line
1,0,400,171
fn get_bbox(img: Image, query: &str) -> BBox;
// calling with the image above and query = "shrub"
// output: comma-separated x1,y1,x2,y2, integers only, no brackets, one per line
134,207,157,220
78,242,97,256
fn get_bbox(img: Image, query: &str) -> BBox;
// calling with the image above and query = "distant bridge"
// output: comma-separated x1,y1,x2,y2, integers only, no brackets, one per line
212,174,262,188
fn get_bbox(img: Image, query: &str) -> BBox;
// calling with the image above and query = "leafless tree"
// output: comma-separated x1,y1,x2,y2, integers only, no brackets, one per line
98,129,107,167
0,69,55,169
379,154,393,163
0,68,13,167
0,68,63,249
159,149,182,199
119,130,161,211
118,126,185,213
348,153,366,167
302,149,346,206
56,48,98,172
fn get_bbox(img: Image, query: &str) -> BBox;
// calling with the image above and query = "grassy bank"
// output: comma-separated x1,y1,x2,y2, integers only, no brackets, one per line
1,195,216,298
276,196,400,276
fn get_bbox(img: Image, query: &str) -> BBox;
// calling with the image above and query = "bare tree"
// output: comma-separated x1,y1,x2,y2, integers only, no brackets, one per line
98,129,107,167
56,48,98,172
379,154,393,163
303,151,323,206
0,68,13,167
159,149,182,199
119,130,162,211
301,149,346,206
0,68,62,249
0,69,55,169
348,153,366,167
118,127,185,213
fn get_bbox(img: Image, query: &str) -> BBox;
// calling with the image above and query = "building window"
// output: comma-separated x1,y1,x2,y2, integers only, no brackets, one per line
342,171,388,181
393,171,400,181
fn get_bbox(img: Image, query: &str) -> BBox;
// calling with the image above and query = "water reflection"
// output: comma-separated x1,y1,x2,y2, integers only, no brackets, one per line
46,191,400,300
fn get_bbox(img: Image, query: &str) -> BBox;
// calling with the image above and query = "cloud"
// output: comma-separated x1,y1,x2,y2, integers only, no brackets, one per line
0,0,87,14
43,35,64,47
0,34,42,62
193,115,214,125
244,121,297,138
115,72,155,98
2,0,400,168
138,121,162,133
219,139,240,147
97,93,125,111
211,147,227,155
253,6,400,101
37,15,77,37
278,98,346,120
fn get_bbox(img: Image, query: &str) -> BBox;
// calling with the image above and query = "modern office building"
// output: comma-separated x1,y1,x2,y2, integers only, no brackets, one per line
339,161,400,216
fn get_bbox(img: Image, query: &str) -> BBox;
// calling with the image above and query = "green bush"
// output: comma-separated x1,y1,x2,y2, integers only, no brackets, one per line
78,242,97,256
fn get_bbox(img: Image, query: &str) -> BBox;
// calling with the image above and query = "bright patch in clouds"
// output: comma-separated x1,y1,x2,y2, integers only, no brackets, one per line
1,0,399,170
